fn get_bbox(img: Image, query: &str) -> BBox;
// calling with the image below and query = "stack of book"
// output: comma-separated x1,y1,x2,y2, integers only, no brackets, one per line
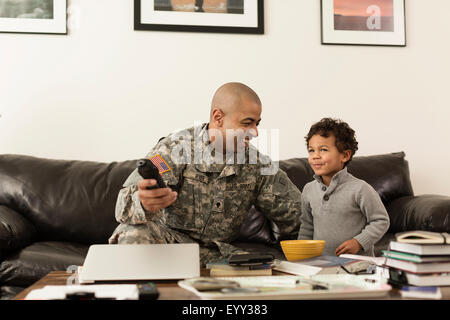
206,260,272,277
382,231,450,286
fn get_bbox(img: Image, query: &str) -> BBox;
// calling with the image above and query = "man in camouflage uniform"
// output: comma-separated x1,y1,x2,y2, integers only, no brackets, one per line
109,82,302,266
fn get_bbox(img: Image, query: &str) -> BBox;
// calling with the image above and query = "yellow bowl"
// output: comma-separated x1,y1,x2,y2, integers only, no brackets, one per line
281,249,323,254
280,240,326,261
280,240,325,246
280,246,324,251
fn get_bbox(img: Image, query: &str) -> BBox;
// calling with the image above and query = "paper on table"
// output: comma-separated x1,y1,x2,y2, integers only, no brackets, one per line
339,254,385,266
25,285,139,300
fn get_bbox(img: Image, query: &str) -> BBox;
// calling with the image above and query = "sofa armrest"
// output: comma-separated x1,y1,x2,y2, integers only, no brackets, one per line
0,206,37,257
386,195,450,233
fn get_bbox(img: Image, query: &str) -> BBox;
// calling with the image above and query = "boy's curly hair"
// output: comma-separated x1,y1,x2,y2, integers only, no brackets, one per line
305,118,359,166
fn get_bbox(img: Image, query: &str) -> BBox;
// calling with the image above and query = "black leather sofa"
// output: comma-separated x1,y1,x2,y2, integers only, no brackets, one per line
1,152,449,299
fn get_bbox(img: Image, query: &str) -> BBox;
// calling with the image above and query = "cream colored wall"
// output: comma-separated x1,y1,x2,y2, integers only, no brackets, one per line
1,0,449,195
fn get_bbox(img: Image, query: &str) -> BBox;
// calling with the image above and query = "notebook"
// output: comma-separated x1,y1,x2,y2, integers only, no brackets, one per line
384,258,450,273
381,250,450,263
400,286,442,299
79,244,200,284
405,272,450,286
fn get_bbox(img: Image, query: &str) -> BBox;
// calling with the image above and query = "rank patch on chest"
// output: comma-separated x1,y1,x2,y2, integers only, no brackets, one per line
149,154,171,174
212,198,224,213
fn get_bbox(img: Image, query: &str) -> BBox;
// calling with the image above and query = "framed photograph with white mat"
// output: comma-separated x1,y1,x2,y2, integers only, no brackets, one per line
321,0,406,46
0,0,67,34
134,0,264,34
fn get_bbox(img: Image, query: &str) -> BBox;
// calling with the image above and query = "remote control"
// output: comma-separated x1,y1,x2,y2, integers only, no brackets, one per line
137,282,160,300
137,159,167,189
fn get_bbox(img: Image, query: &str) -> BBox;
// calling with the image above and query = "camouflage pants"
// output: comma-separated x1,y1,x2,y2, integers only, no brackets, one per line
108,220,246,267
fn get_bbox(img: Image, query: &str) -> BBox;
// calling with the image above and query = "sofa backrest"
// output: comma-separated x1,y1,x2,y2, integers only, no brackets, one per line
280,151,414,204
0,152,414,245
0,154,135,244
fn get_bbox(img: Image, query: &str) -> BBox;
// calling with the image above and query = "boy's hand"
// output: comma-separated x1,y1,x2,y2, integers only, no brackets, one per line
335,239,362,256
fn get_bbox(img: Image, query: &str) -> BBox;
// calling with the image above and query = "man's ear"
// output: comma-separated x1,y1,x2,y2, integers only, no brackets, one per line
211,108,224,127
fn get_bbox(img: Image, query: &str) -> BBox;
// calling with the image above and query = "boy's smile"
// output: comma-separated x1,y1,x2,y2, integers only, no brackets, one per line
307,134,351,186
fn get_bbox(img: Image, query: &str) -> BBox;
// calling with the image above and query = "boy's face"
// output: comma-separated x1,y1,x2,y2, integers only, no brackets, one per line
307,134,351,184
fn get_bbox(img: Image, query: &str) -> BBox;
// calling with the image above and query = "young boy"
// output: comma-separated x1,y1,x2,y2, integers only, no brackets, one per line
297,118,390,257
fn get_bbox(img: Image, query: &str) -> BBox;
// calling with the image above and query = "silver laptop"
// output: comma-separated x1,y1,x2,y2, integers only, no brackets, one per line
79,243,200,284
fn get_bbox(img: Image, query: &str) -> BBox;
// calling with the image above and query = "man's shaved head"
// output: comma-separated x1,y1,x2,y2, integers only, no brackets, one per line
208,82,262,154
210,82,261,118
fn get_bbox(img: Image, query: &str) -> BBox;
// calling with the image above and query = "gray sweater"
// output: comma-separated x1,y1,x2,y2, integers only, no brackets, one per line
297,167,390,256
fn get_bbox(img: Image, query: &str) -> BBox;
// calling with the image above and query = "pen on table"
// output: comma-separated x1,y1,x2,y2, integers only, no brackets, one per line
364,278,377,283
221,287,260,294
298,278,329,290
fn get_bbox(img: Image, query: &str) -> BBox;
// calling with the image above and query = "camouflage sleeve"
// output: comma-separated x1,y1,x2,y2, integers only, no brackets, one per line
114,169,148,225
114,135,184,226
254,168,302,239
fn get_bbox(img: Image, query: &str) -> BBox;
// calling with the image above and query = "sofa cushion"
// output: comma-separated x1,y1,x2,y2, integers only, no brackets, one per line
0,241,89,287
0,155,136,244
0,285,24,300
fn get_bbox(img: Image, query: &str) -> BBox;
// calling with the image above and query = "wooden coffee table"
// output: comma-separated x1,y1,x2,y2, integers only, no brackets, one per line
13,270,450,300
13,270,204,300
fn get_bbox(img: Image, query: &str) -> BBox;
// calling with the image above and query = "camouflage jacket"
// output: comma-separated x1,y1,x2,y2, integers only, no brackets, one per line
115,123,302,249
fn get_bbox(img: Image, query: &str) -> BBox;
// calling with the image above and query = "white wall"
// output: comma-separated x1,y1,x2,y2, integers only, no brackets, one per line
1,0,449,195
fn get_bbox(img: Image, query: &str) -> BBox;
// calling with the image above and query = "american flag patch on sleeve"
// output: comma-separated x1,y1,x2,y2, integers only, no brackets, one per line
149,154,171,174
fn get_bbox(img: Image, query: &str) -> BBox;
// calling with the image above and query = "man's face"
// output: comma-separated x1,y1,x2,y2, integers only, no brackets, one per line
221,97,262,153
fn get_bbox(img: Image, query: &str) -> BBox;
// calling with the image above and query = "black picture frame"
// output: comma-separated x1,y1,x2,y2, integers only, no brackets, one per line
0,0,67,35
134,0,264,34
320,0,406,47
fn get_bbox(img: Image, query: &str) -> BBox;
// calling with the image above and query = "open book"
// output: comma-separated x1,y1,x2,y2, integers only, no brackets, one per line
395,231,450,244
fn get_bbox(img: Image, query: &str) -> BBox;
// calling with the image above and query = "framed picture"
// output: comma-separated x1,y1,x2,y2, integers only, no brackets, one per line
134,0,264,34
321,0,406,46
0,0,67,34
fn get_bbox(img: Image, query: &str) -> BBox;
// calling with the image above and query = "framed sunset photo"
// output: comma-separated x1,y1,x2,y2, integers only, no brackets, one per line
321,0,406,46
